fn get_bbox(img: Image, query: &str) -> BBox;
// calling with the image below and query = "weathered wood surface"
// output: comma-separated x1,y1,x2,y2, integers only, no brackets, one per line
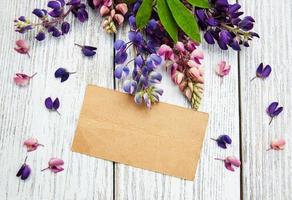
0,0,291,199
239,0,292,199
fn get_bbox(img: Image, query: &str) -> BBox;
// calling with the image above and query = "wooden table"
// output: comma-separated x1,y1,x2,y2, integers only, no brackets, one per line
0,0,291,199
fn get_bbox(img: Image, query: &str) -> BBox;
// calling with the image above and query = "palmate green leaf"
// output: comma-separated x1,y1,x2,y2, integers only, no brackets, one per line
187,0,210,8
166,0,201,42
157,0,178,42
136,0,153,29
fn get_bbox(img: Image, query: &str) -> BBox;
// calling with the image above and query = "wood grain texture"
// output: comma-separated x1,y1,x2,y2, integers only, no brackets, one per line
0,0,114,199
239,0,292,199
114,23,240,200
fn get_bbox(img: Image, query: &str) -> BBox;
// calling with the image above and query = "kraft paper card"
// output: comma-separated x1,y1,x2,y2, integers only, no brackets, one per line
72,85,209,180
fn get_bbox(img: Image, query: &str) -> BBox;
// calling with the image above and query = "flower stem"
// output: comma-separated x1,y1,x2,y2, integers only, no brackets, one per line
210,138,217,141
269,117,273,125
250,76,257,82
74,43,83,48
30,72,37,78
214,158,224,161
41,167,49,172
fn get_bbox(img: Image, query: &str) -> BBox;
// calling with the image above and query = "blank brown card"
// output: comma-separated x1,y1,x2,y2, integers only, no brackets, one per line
72,85,209,180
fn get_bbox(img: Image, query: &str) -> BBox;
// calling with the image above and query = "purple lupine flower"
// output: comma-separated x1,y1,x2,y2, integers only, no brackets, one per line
32,9,47,18
114,66,130,79
16,156,31,180
61,22,70,34
75,43,97,57
35,31,46,41
55,67,75,82
66,0,81,6
211,135,232,149
45,97,60,115
123,80,137,94
114,40,127,51
251,63,272,81
267,102,283,125
71,3,88,22
195,0,259,51
115,51,128,64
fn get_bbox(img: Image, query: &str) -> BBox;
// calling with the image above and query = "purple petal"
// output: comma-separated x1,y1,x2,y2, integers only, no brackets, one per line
134,55,144,67
16,164,25,177
61,73,70,82
84,45,97,50
66,0,81,6
256,63,264,76
114,66,123,79
273,107,283,116
48,1,61,9
261,65,272,78
115,51,127,64
35,31,46,41
76,9,88,22
21,165,31,180
55,68,67,78
61,22,70,34
82,48,96,57
150,54,162,65
149,72,162,83
224,162,235,171
220,135,232,144
267,102,278,115
204,31,215,44
53,98,60,110
123,80,137,94
45,97,53,109
134,92,142,104
114,40,126,51
217,140,227,149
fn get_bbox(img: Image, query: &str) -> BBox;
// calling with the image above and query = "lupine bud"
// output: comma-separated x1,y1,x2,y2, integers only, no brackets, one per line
115,3,128,15
100,5,110,16
113,14,124,26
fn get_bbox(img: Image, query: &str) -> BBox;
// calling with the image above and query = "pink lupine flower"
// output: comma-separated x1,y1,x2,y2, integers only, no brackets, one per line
13,73,37,86
100,5,110,16
216,61,231,77
23,138,44,152
190,49,204,64
14,39,30,57
175,42,185,52
186,40,199,51
93,0,112,7
113,14,124,26
267,139,286,151
42,158,64,173
115,3,128,15
158,44,174,61
215,156,241,171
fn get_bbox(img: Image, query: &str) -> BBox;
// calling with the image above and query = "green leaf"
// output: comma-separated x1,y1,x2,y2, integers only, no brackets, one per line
157,0,178,42
136,0,153,29
166,0,201,42
124,0,137,4
187,0,210,8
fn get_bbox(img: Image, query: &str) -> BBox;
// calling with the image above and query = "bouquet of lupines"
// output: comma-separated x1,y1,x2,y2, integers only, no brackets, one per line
14,0,258,109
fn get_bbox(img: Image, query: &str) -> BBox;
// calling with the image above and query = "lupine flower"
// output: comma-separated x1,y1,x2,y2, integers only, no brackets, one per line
14,1,88,41
267,139,286,151
267,102,283,125
216,61,231,77
55,68,76,82
16,156,31,180
14,73,37,86
158,41,204,110
45,97,60,115
41,158,64,173
215,156,241,171
211,134,232,149
14,39,30,57
24,138,44,152
250,63,271,81
196,0,259,51
75,43,97,57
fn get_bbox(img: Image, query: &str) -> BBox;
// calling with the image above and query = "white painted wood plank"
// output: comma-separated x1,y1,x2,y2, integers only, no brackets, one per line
239,0,292,199
0,0,114,199
115,27,240,200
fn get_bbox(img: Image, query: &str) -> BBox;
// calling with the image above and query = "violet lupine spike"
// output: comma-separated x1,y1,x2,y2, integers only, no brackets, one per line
266,102,283,125
251,63,272,81
14,0,88,41
195,0,259,51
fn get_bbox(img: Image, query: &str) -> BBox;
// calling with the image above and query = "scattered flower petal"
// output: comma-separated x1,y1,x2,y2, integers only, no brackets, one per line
14,39,30,57
16,156,31,180
54,67,75,82
75,43,97,57
251,63,272,81
267,139,286,151
45,97,61,115
41,158,64,173
216,61,231,77
215,156,241,171
267,102,283,125
13,73,37,86
211,134,232,149
24,138,44,152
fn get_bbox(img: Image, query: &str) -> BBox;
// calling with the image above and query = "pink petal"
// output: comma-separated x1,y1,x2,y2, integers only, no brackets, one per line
271,139,286,150
224,162,235,171
50,166,64,173
190,49,204,60
216,61,231,77
99,5,110,16
49,158,64,167
113,14,124,26
186,40,198,51
187,60,201,68
175,42,185,52
16,39,29,49
115,3,128,15
226,156,241,167
14,76,29,86
24,138,38,146
158,44,174,60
